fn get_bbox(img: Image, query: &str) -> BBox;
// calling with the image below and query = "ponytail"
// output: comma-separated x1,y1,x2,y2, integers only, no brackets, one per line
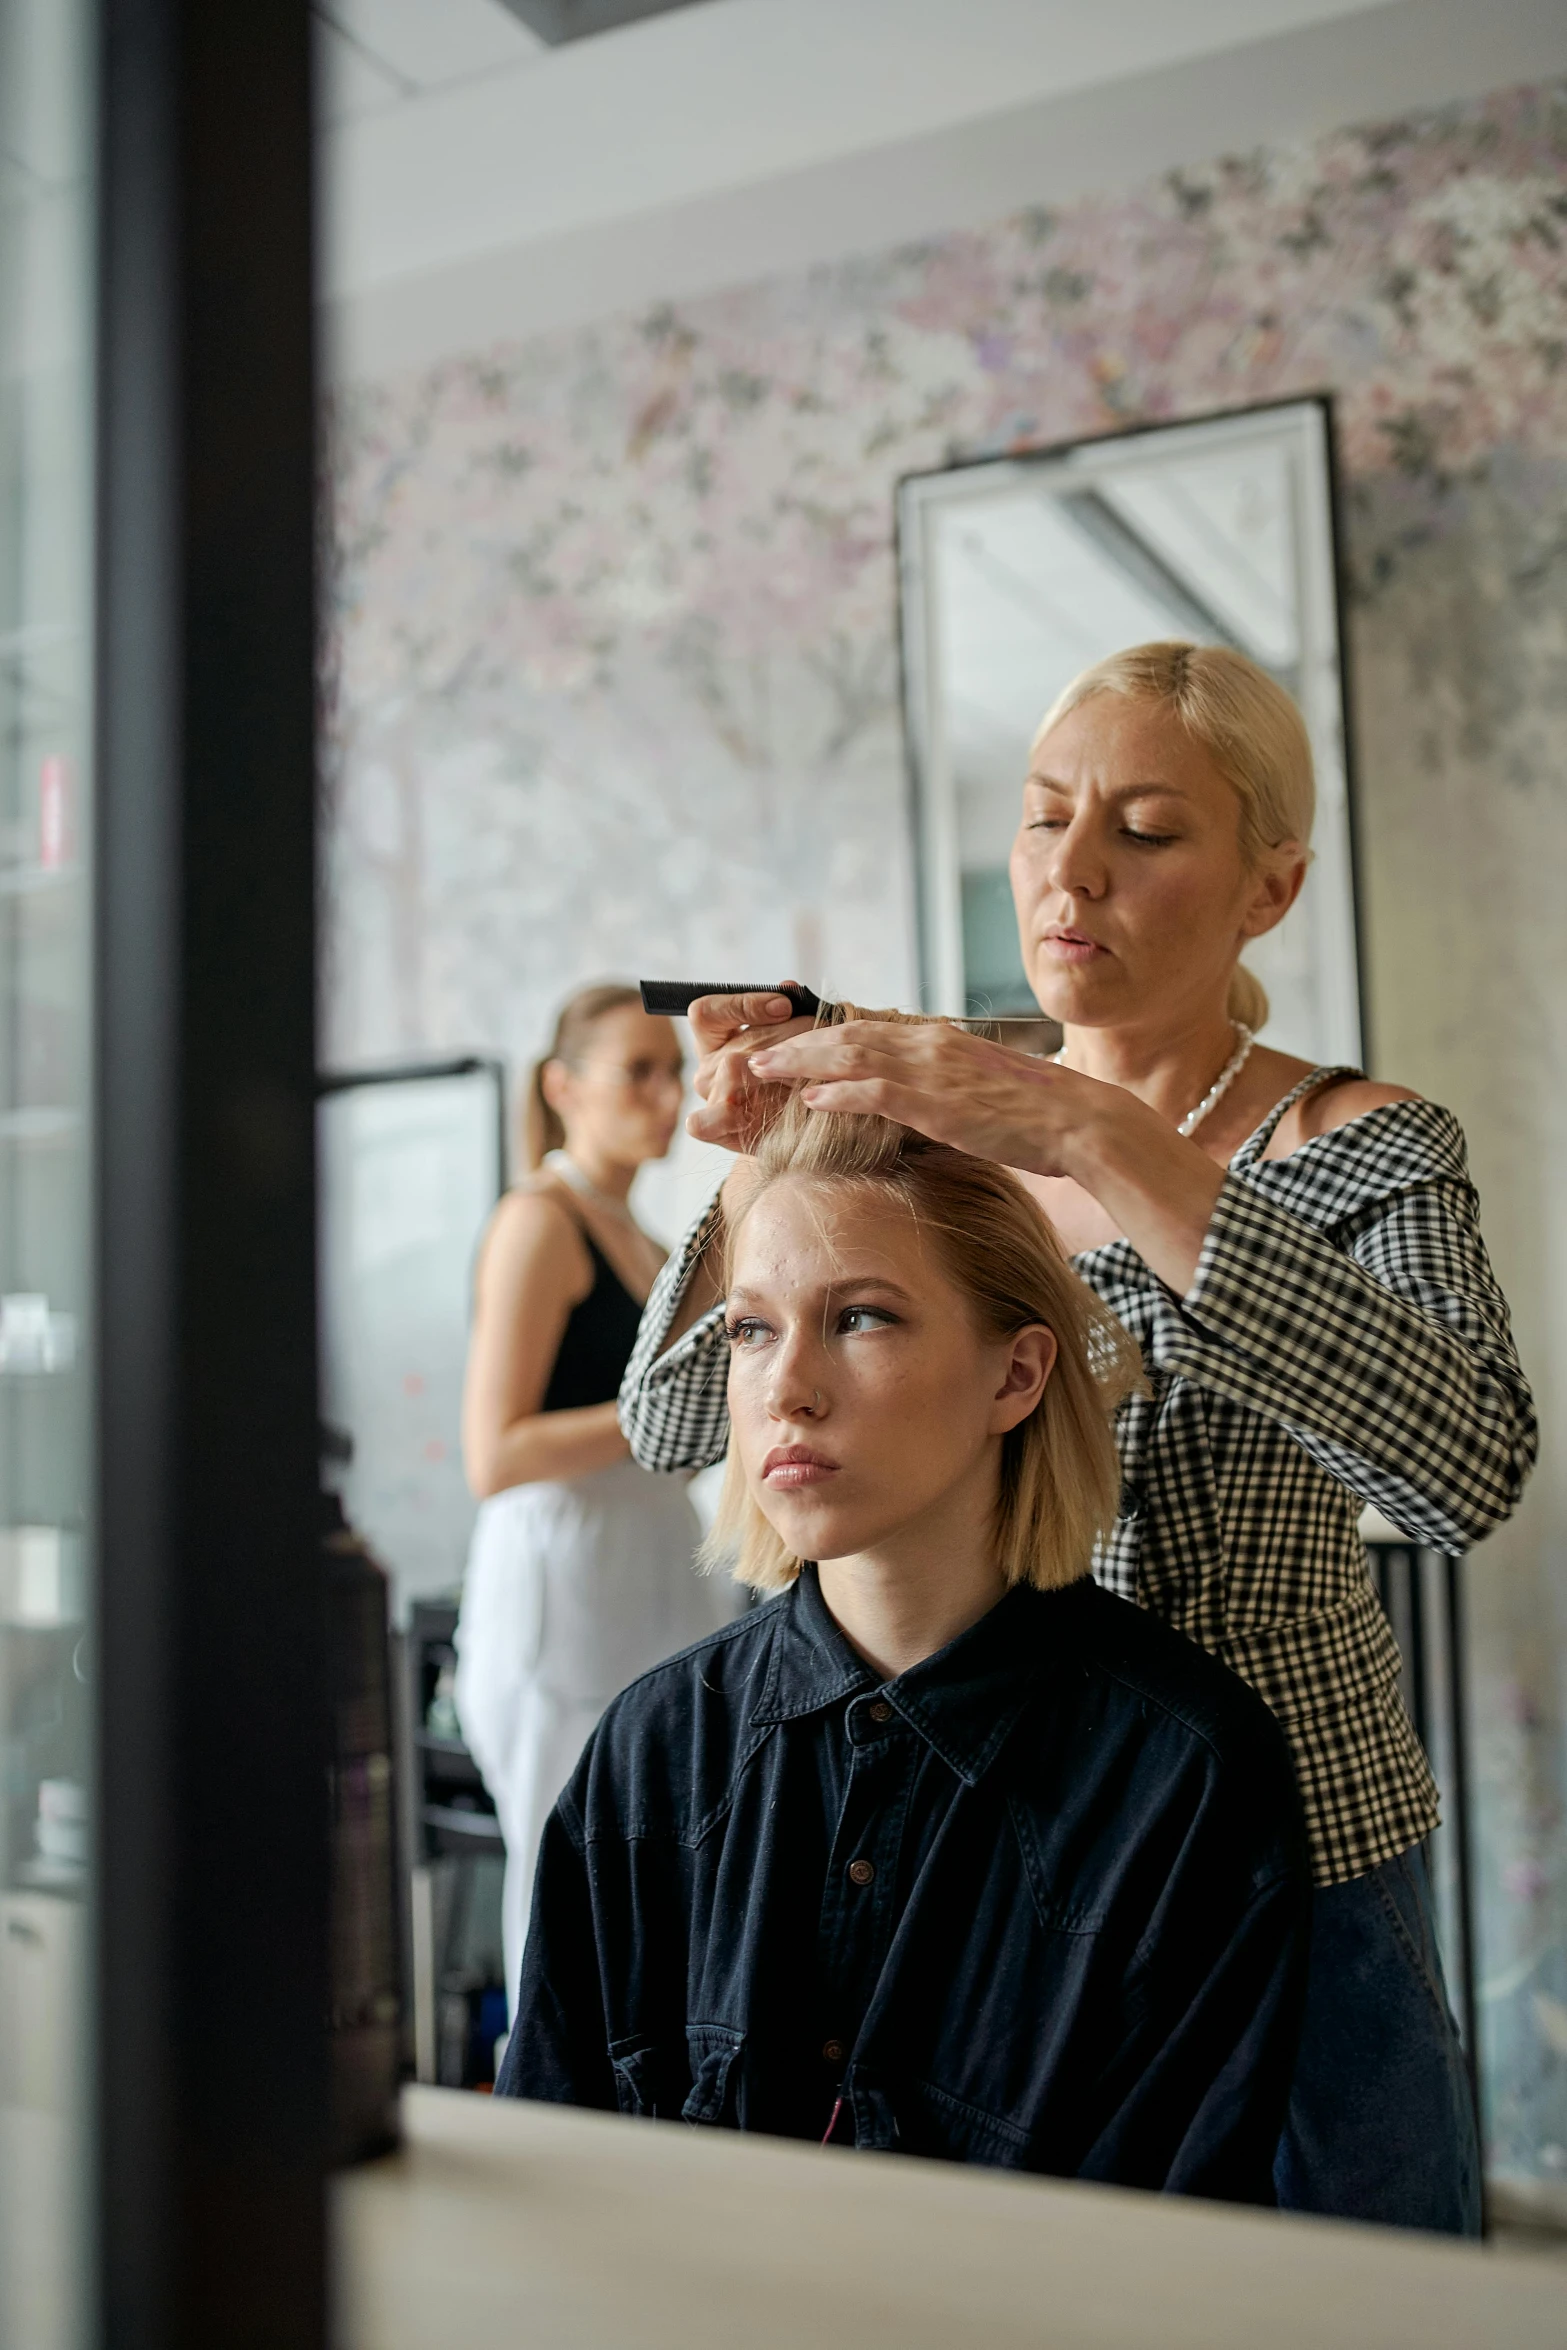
1226,964,1270,1032
519,982,641,1171
522,1059,566,1170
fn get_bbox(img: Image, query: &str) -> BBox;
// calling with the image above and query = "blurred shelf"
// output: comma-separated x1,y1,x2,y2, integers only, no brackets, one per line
0,865,81,900
414,1730,471,1756
12,1857,85,1895
416,1734,484,1794
0,622,79,658
420,1802,502,1846
0,1108,81,1146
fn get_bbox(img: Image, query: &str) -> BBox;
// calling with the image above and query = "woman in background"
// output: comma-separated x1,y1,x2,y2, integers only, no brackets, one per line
456,983,733,2010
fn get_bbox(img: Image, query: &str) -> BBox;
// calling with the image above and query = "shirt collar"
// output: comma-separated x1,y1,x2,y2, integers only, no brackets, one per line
751,1564,1090,1787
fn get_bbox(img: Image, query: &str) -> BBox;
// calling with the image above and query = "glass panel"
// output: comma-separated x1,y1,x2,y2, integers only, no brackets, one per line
0,1,95,2343
318,1065,505,1619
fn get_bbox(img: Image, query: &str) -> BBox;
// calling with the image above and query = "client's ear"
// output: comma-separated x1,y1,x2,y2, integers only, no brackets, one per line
990,1325,1056,1434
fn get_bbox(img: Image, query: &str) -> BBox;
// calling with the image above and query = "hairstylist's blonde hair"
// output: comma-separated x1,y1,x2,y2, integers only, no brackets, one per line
521,982,641,1170
1033,641,1315,1033
702,1054,1143,1596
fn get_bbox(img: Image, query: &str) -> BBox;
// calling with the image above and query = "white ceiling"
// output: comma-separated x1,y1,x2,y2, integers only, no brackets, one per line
316,0,543,120
318,0,1408,301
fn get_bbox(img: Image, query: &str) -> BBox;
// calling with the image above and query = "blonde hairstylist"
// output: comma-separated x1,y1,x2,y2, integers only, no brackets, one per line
621,644,1536,2231
455,984,732,2011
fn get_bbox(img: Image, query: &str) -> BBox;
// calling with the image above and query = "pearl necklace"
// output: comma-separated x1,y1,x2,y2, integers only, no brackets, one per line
544,1149,639,1226
1053,1023,1257,1140
1174,1023,1257,1138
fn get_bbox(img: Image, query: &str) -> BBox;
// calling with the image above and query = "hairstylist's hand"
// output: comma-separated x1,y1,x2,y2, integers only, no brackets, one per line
685,990,819,1154
746,1018,1113,1179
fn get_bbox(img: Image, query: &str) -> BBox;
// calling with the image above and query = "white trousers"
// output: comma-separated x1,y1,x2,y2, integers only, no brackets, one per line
453,1458,732,2014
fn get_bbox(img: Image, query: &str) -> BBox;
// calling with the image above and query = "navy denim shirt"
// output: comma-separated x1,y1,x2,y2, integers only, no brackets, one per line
499,1567,1309,2203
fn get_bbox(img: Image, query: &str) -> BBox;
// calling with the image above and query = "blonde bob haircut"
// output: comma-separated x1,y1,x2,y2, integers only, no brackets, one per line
701,1061,1144,1598
1032,641,1315,1034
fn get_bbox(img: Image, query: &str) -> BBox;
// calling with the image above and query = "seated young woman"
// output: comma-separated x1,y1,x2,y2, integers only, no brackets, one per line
498,1096,1311,2202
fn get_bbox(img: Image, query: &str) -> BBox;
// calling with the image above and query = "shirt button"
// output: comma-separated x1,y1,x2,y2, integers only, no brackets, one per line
847,1858,875,1886
867,1700,893,1723
822,2038,846,2064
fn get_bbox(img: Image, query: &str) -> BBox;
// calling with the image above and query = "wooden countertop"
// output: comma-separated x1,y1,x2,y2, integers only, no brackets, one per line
335,2087,1565,2349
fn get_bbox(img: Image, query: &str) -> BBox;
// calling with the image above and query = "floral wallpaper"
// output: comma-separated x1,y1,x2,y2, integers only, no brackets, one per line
326,78,1567,2186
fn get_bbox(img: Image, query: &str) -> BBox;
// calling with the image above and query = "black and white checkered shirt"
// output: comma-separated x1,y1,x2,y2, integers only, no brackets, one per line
620,1073,1537,1886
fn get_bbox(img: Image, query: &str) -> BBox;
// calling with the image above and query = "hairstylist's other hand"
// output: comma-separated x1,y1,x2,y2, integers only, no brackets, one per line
746,1018,1114,1180
686,990,819,1154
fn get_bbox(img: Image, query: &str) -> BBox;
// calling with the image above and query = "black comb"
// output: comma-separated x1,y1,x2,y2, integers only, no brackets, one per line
638,980,1051,1038
639,981,825,1018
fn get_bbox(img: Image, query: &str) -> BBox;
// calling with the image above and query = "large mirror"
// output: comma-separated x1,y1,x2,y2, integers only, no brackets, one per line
898,398,1362,1064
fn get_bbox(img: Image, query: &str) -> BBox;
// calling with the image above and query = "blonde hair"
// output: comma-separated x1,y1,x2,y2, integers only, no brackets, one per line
521,983,640,1170
1033,641,1315,1033
701,1052,1143,1596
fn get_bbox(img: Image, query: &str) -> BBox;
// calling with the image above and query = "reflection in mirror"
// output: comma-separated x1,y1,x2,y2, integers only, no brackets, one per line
899,400,1361,1063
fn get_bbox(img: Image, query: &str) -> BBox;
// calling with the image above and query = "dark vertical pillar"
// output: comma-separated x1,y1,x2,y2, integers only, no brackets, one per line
94,4,324,2344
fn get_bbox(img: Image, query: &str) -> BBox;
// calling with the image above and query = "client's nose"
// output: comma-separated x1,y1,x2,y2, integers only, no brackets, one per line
767,1335,828,1422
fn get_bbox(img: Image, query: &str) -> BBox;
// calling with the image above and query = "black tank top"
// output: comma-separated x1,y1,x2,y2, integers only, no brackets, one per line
539,1218,646,1414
